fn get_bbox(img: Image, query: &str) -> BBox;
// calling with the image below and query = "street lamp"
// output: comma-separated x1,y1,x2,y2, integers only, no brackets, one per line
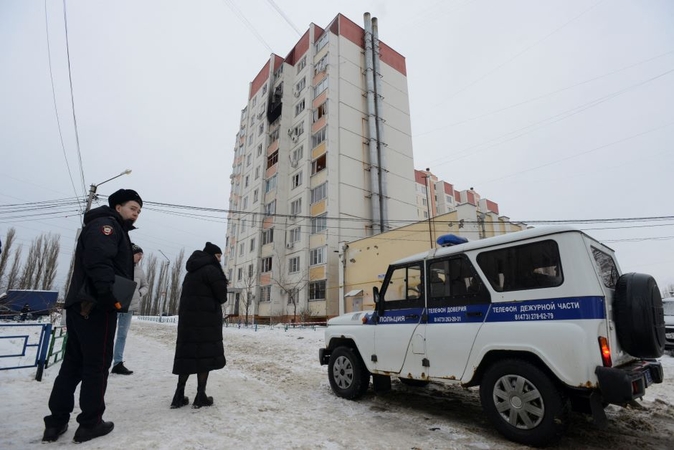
84,169,132,213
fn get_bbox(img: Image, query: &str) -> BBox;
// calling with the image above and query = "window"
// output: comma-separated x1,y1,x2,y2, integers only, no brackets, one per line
273,64,283,82
289,256,300,273
255,166,260,179
295,77,306,93
290,198,302,215
261,257,273,272
238,242,244,256
315,32,328,52
267,150,279,169
295,99,305,116
592,247,619,289
477,240,563,292
425,256,489,306
242,196,248,209
297,56,306,73
309,280,326,301
287,288,299,305
247,134,253,146
293,122,304,137
262,228,274,245
260,285,271,302
265,174,277,193
250,238,256,252
252,97,257,107
291,171,302,189
313,101,328,122
237,267,243,281
311,183,327,203
310,247,326,265
311,154,327,175
258,123,264,135
289,227,301,242
314,54,328,75
292,146,304,162
245,175,250,187
382,264,424,308
253,189,259,203
241,219,246,232
312,127,327,147
257,144,263,156
264,200,276,216
248,264,254,278
314,77,328,98
311,214,327,233
270,127,280,143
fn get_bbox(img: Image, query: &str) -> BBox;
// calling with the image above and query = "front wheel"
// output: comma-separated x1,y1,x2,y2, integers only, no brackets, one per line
480,359,570,447
328,347,370,400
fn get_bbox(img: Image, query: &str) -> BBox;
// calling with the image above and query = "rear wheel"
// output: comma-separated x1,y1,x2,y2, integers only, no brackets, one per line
480,359,569,447
328,347,370,400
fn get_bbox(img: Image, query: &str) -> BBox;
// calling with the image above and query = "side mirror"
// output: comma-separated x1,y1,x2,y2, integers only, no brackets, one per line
373,286,384,316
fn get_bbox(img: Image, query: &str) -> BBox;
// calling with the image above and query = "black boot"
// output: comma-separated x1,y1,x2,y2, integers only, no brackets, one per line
73,421,114,443
171,374,190,409
193,371,213,409
42,423,68,442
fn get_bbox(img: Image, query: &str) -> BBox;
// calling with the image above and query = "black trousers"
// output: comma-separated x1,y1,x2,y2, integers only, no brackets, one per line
44,304,117,428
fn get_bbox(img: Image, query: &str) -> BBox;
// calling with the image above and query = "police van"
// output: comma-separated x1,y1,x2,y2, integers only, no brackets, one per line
319,226,665,447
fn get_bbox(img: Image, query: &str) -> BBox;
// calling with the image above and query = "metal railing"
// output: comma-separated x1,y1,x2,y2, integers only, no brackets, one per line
0,323,53,381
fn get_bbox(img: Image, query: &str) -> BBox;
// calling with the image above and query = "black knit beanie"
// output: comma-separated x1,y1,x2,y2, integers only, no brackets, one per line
203,242,222,256
108,189,143,208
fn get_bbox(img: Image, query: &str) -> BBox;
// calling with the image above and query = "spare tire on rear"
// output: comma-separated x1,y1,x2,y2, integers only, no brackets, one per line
614,273,665,358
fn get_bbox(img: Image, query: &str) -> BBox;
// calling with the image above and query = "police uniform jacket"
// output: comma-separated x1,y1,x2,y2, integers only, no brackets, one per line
65,205,134,309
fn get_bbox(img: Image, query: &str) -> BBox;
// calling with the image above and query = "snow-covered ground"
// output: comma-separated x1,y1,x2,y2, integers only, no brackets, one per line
1,318,673,449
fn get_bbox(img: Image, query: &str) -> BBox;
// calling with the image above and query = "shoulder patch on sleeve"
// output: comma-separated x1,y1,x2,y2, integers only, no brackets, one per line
101,225,114,236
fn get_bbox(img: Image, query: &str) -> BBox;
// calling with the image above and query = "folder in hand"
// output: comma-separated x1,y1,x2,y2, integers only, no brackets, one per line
113,275,137,311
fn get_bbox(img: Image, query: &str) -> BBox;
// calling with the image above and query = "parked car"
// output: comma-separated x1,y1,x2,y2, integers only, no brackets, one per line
319,226,665,447
664,297,674,354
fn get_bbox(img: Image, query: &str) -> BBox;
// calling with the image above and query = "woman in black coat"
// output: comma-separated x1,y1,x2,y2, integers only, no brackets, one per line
171,242,228,409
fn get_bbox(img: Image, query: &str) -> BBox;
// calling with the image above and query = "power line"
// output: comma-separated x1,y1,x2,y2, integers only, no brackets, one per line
44,0,83,212
221,0,274,53
265,0,302,36
61,0,87,196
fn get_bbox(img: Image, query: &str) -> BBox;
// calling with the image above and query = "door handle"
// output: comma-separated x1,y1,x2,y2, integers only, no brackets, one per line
405,314,419,320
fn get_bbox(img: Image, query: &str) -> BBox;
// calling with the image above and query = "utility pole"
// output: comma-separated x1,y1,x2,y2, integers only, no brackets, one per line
83,169,132,214
424,168,434,249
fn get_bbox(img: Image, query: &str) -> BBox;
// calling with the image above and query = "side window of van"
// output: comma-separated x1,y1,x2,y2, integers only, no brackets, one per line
477,240,563,292
382,263,424,309
427,256,490,306
591,247,619,289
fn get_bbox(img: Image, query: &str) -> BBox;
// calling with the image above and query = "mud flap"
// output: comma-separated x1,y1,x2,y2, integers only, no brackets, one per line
372,374,391,393
589,391,607,429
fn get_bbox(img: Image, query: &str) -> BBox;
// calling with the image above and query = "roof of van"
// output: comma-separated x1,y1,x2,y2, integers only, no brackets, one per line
391,225,606,266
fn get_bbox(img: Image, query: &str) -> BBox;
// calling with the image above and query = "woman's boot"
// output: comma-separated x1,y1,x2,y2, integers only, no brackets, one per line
170,375,190,409
193,372,213,408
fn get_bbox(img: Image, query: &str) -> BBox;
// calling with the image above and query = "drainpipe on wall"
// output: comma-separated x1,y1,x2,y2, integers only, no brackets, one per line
372,17,387,232
364,13,381,234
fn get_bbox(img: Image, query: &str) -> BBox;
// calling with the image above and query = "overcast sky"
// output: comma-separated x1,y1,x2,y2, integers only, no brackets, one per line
1,0,673,292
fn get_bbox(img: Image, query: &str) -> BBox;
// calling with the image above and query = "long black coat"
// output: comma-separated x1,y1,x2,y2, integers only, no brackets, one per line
172,250,228,375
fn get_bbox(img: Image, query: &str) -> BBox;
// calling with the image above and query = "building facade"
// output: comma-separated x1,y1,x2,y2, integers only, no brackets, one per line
223,13,417,323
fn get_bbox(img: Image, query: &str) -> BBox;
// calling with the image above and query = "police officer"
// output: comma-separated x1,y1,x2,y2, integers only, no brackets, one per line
42,189,142,443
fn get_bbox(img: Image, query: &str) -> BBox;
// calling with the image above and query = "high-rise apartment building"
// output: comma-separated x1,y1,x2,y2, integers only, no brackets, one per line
224,13,417,322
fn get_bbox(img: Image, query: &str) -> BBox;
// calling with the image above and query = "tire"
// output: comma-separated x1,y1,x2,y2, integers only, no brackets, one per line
480,359,570,447
328,347,370,400
614,273,665,358
399,378,430,388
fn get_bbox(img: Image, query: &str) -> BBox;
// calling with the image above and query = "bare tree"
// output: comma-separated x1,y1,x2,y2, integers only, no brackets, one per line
166,249,185,315
5,244,22,290
0,227,16,287
40,233,60,290
154,260,170,315
18,236,42,289
140,254,158,316
240,264,261,325
270,255,310,324
662,284,674,298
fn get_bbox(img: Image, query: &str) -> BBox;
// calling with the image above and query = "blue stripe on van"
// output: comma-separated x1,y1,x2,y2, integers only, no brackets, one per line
374,296,606,325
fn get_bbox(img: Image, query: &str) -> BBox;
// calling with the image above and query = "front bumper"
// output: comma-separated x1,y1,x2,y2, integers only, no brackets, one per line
595,359,663,405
